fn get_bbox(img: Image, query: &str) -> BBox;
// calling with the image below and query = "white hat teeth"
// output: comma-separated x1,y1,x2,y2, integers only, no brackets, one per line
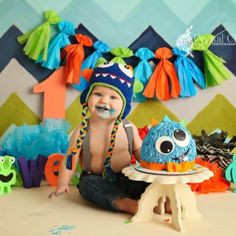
95,72,131,88
119,79,125,84
127,82,131,87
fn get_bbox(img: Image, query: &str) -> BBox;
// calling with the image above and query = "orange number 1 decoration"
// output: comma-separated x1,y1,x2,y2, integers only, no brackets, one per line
33,66,67,119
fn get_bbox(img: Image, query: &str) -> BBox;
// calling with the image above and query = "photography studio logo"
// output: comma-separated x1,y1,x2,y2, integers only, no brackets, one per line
212,24,236,46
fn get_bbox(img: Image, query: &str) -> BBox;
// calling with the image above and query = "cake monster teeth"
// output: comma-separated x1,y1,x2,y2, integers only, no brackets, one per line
178,148,190,161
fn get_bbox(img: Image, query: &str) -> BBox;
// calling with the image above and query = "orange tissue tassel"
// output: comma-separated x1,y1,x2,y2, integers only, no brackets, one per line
62,34,93,84
143,47,180,100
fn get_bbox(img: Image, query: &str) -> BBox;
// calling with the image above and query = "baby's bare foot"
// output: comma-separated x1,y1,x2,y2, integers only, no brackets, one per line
113,197,138,215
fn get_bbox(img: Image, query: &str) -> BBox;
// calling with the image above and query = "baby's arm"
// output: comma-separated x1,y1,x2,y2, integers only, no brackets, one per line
49,125,81,198
130,122,142,161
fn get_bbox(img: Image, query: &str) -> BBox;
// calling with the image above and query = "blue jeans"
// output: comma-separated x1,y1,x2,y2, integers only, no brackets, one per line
77,171,149,212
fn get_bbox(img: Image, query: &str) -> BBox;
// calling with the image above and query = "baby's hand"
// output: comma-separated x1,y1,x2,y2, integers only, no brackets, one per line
48,185,70,199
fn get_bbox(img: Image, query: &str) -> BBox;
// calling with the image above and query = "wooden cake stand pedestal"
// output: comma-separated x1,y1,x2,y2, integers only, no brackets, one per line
122,164,213,232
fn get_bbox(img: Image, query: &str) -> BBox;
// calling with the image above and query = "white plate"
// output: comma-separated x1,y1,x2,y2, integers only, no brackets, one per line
134,164,205,176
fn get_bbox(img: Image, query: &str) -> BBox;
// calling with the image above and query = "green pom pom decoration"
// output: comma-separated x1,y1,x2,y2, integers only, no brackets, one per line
95,57,107,67
133,80,143,94
111,47,133,64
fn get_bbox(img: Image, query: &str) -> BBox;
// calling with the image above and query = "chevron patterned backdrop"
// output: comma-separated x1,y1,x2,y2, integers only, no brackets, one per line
0,0,236,138
2,0,236,46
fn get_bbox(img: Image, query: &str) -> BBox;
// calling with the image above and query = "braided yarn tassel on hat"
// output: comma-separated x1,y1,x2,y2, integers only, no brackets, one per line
102,118,122,182
110,47,133,65
65,104,89,170
17,10,61,61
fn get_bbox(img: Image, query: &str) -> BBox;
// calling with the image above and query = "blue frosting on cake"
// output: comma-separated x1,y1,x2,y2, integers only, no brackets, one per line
141,116,197,164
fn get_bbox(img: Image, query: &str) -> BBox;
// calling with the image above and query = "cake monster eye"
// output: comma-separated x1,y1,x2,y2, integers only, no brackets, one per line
10,157,15,164
155,136,175,155
118,64,133,78
0,157,4,163
173,129,190,147
98,61,114,68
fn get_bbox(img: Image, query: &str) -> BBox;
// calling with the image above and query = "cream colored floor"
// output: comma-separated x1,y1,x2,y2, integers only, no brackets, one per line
1,183,236,236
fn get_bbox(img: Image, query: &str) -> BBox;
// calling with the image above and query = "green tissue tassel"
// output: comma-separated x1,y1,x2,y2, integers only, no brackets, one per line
192,34,232,87
17,10,60,61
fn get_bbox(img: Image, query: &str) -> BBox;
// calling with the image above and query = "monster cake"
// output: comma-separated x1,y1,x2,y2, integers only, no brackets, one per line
140,116,197,172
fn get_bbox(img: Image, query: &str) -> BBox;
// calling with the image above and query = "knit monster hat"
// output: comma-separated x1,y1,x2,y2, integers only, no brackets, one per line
65,61,141,172
80,61,135,119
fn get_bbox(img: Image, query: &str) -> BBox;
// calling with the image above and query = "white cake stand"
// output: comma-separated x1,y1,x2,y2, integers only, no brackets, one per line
122,164,214,232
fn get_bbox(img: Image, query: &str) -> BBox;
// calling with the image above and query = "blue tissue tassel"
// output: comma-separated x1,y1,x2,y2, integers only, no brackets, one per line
73,40,110,91
40,21,75,69
133,48,155,102
173,47,206,97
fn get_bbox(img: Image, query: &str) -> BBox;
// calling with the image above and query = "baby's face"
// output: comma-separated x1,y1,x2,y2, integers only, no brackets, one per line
88,86,123,119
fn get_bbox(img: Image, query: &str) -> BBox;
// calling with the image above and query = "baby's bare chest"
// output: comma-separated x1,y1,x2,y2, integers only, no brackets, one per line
90,129,131,173
89,126,129,156
81,124,131,173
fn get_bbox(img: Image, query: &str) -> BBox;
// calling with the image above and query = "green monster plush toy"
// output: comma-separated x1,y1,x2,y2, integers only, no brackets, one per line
225,154,236,193
0,156,16,195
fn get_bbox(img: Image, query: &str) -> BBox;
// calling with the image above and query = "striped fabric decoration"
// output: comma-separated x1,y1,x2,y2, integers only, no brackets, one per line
196,143,233,171
194,130,236,172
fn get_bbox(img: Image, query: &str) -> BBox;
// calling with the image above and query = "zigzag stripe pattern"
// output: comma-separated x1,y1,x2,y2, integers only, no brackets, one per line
1,0,236,138
2,0,236,45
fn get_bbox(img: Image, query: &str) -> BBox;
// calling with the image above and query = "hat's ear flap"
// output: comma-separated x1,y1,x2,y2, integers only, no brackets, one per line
133,79,143,93
82,69,93,81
